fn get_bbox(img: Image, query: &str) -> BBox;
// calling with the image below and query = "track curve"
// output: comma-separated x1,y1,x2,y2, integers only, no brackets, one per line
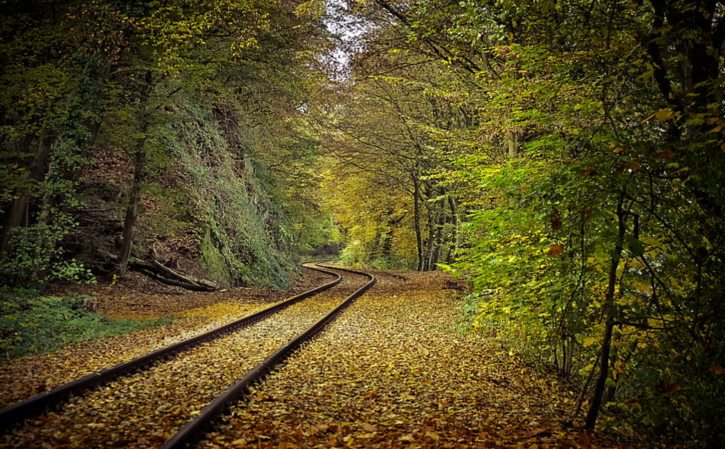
0,264,375,449
162,263,375,449
0,264,341,431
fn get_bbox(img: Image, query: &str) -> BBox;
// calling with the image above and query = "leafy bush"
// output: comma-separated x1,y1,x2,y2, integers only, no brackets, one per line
0,136,95,287
48,260,96,284
0,288,167,358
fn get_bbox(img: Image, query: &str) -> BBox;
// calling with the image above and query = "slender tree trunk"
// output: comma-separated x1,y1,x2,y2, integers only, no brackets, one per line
561,334,575,377
447,195,459,263
380,210,398,264
380,227,393,261
118,72,153,270
420,180,437,271
585,193,626,429
118,143,146,270
430,205,445,269
506,129,519,158
370,228,382,262
412,173,423,271
1,134,52,255
423,201,436,271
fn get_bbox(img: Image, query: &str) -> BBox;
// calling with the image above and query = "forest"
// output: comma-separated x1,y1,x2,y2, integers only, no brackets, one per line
1,0,724,448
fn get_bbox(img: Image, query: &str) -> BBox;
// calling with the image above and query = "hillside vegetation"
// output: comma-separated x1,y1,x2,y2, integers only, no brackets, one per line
1,0,724,446
1,0,331,288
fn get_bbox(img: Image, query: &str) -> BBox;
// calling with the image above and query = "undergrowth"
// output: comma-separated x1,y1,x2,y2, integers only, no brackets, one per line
0,288,168,359
168,100,295,288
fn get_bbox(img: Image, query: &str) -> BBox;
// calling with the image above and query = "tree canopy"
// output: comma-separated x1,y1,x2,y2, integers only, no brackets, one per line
318,0,725,445
1,0,723,445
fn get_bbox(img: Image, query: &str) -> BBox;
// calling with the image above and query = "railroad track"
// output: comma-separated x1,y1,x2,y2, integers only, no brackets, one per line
0,263,375,448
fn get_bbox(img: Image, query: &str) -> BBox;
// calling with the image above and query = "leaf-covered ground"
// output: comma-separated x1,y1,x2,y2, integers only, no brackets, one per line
0,269,366,449
199,270,626,449
1,269,629,448
0,268,331,409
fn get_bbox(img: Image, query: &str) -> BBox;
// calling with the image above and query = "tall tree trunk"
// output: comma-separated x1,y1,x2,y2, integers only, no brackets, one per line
430,204,445,269
585,192,626,429
118,143,147,270
1,134,52,255
506,129,519,158
446,195,459,263
380,220,394,264
118,72,153,271
380,226,394,262
412,173,423,271
423,200,436,271
370,228,382,262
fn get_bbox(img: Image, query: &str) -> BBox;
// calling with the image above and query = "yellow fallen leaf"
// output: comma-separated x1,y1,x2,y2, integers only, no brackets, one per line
425,430,441,441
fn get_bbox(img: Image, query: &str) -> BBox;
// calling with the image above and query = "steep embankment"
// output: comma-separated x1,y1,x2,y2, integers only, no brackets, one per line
75,100,300,288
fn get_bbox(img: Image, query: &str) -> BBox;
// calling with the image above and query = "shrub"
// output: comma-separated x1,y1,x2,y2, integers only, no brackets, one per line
0,288,167,358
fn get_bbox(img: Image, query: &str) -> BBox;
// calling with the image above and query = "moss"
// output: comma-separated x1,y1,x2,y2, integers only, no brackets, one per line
164,99,296,288
143,184,192,238
199,231,233,286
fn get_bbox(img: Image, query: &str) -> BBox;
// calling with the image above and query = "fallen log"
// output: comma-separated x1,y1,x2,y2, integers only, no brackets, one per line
130,259,217,292
149,245,219,291
102,250,218,292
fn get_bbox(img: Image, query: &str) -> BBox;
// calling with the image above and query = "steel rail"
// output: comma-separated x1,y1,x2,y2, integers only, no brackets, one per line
0,264,342,431
161,264,376,449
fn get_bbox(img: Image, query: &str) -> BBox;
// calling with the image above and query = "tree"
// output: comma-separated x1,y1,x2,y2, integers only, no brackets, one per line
1,0,333,287
331,0,724,444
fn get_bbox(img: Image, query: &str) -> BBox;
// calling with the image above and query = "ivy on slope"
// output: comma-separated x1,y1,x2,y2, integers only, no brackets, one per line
167,99,294,288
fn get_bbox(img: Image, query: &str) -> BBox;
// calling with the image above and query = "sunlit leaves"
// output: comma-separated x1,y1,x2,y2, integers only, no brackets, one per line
2,274,362,448
201,272,607,448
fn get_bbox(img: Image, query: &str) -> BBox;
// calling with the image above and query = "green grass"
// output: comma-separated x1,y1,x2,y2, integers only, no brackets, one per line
0,288,169,359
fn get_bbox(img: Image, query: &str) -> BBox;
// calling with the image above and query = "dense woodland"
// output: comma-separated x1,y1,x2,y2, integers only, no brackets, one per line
1,0,724,447
1,0,333,290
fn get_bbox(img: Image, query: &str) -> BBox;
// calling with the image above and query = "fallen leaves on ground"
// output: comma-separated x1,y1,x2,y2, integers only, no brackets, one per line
0,270,366,449
0,268,332,409
199,270,627,449
1,269,629,448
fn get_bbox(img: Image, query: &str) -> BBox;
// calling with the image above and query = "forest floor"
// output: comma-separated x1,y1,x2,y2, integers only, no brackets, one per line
199,270,626,449
0,268,630,448
0,268,331,408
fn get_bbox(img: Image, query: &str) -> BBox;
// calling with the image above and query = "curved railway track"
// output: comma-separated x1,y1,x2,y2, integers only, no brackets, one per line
0,264,375,448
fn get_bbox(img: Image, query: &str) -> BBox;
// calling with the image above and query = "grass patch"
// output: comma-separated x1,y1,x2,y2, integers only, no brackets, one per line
0,288,169,359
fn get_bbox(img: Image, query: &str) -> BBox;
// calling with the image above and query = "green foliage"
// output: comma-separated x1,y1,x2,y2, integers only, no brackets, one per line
338,0,725,444
0,221,75,284
0,288,166,358
48,260,96,285
199,231,235,287
1,0,330,289
165,98,298,288
1,136,94,286
318,62,462,270
141,185,191,239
